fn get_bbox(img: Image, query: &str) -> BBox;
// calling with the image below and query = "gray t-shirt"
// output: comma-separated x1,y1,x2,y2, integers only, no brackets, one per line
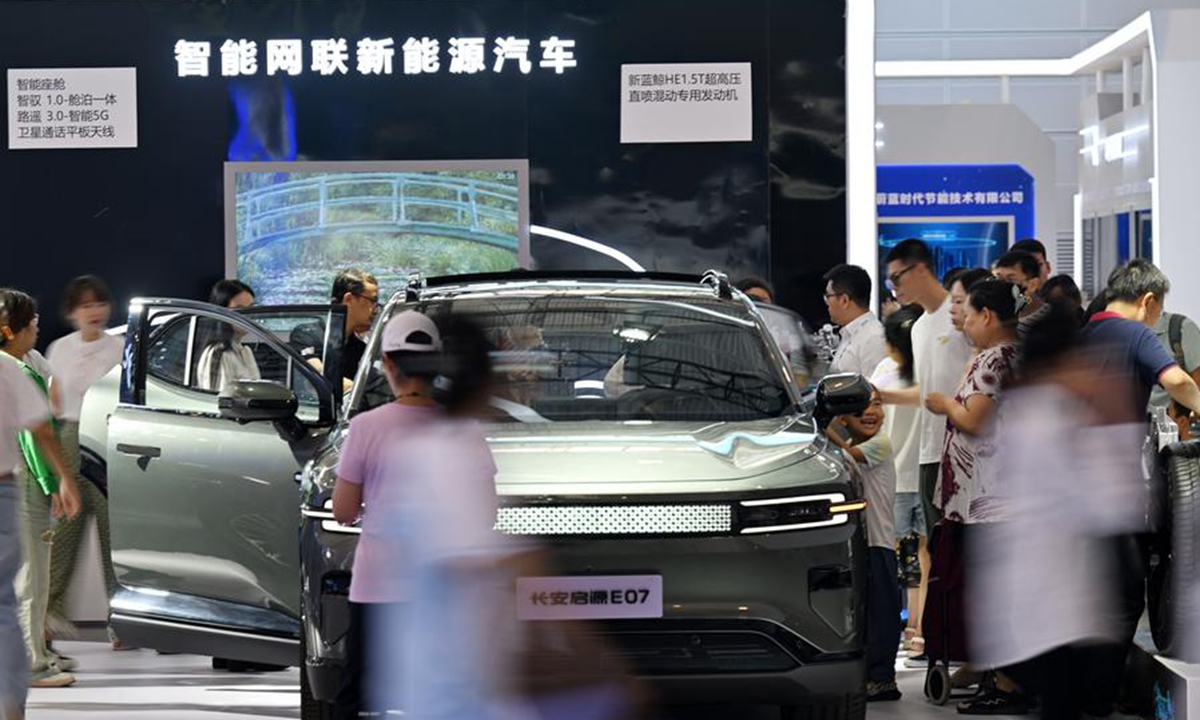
854,432,896,549
1150,312,1200,409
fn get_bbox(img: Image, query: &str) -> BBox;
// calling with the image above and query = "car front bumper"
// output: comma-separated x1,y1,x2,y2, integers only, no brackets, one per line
302,507,866,705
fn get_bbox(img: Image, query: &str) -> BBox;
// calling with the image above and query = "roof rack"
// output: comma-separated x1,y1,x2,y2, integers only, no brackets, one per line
420,270,717,290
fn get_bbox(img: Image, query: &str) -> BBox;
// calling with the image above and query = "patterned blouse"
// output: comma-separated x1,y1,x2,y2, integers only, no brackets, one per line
937,342,1018,523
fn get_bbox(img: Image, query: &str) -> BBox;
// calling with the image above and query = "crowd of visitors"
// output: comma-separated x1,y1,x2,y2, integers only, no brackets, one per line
2,238,1199,719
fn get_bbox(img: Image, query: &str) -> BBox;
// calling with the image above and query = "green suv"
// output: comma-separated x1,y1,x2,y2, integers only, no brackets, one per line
81,272,871,720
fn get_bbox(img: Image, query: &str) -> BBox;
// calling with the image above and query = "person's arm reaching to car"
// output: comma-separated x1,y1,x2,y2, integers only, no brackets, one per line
880,385,920,407
1160,365,1200,417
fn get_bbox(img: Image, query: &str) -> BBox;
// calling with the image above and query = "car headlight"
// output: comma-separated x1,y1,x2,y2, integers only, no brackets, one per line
736,493,865,535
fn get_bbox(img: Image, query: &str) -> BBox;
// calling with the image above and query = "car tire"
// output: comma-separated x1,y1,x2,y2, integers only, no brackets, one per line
300,633,334,720
780,692,866,720
1149,440,1200,662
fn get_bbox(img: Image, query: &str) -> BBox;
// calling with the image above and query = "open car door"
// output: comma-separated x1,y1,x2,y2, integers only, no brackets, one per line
107,299,345,666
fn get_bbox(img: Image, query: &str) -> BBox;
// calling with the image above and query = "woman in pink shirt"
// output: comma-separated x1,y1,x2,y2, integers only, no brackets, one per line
330,310,444,720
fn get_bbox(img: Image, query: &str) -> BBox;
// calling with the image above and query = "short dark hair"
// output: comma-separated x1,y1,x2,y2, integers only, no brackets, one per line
1011,239,1048,260
968,279,1021,324
822,264,872,309
883,304,924,384
209,279,255,308
954,268,993,294
62,275,113,318
995,251,1041,281
884,238,934,270
735,276,774,300
942,267,966,291
1042,275,1082,305
331,269,379,305
1107,259,1170,303
0,289,38,347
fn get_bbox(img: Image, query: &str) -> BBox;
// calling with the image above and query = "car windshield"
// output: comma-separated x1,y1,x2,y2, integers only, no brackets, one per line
356,292,794,423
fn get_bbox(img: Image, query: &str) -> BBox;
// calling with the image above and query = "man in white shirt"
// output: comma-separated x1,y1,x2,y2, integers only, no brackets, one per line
824,264,886,378
882,240,973,538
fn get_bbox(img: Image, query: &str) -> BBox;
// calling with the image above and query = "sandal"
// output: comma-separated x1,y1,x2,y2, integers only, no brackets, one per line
907,636,925,656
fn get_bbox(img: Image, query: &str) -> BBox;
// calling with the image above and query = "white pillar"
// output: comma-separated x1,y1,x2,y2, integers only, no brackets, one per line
1123,56,1134,110
1096,70,1105,93
1141,47,1152,106
1000,75,1011,104
846,0,877,305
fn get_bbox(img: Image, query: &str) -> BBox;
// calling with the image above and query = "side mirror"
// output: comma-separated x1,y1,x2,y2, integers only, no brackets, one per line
219,380,299,423
813,373,872,429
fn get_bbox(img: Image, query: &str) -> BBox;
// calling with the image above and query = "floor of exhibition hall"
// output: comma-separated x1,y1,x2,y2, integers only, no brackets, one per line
25,641,1021,720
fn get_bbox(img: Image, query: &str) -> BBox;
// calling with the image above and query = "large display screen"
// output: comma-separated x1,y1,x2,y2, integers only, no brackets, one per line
877,217,1012,284
225,161,529,305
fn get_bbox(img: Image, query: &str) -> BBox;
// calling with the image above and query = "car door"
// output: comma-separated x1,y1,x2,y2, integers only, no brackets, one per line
107,299,345,655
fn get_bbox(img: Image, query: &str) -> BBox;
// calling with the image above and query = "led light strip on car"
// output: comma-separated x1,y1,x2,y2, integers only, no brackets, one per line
301,500,360,535
737,493,865,535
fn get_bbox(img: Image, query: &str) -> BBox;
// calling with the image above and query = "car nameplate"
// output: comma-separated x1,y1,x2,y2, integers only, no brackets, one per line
516,575,663,621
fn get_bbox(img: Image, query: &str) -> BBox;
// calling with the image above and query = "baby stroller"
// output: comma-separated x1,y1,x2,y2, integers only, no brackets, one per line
922,519,972,705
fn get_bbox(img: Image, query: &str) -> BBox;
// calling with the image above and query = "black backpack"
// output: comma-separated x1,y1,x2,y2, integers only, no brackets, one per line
1168,313,1187,369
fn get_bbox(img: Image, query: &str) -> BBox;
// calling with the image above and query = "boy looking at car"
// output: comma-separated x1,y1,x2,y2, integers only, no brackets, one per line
824,389,902,702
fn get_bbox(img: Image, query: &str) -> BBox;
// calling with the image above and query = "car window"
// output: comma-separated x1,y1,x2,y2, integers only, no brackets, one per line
144,309,322,423
357,293,794,422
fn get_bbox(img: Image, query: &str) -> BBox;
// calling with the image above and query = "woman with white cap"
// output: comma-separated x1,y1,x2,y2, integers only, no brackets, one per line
330,310,444,720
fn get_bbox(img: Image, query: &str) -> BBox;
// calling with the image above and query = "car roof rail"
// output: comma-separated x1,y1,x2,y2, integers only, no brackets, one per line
700,269,733,300
420,269,710,289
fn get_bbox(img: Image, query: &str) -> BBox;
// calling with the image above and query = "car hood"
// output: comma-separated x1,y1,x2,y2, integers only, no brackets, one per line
486,415,824,491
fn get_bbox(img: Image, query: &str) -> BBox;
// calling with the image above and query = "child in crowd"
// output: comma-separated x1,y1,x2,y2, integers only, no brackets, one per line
0,289,83,691
825,388,902,702
44,276,124,648
872,305,925,656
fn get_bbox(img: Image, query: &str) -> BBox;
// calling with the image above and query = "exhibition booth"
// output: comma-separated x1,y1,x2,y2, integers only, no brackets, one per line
6,1,1200,719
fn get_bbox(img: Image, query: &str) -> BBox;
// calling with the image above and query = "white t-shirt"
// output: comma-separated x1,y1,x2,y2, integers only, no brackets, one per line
0,354,52,476
871,357,920,493
912,296,973,465
47,331,123,422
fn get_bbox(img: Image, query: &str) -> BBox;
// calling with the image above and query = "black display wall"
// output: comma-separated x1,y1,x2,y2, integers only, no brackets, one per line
0,0,846,345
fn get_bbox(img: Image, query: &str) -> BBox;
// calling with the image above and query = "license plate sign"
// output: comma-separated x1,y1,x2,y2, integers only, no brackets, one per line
516,575,663,621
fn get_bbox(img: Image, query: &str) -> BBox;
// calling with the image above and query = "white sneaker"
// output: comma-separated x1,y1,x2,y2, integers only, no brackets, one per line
50,654,77,672
29,669,75,688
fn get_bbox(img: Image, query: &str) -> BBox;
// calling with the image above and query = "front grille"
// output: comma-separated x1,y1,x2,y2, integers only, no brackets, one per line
495,504,732,537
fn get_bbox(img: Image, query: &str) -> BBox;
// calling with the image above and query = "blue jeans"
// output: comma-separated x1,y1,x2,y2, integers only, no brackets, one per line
0,479,28,716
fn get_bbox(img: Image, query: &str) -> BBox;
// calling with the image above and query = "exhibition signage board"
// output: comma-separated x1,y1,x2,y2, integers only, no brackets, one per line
173,37,578,78
876,164,1036,240
8,67,137,150
620,62,752,144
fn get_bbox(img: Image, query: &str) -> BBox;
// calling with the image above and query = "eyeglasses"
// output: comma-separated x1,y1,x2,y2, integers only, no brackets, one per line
886,264,919,291
354,292,382,310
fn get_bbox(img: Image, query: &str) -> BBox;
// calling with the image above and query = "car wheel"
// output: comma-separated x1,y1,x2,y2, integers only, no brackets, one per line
300,632,334,720
780,692,866,720
1149,440,1200,661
